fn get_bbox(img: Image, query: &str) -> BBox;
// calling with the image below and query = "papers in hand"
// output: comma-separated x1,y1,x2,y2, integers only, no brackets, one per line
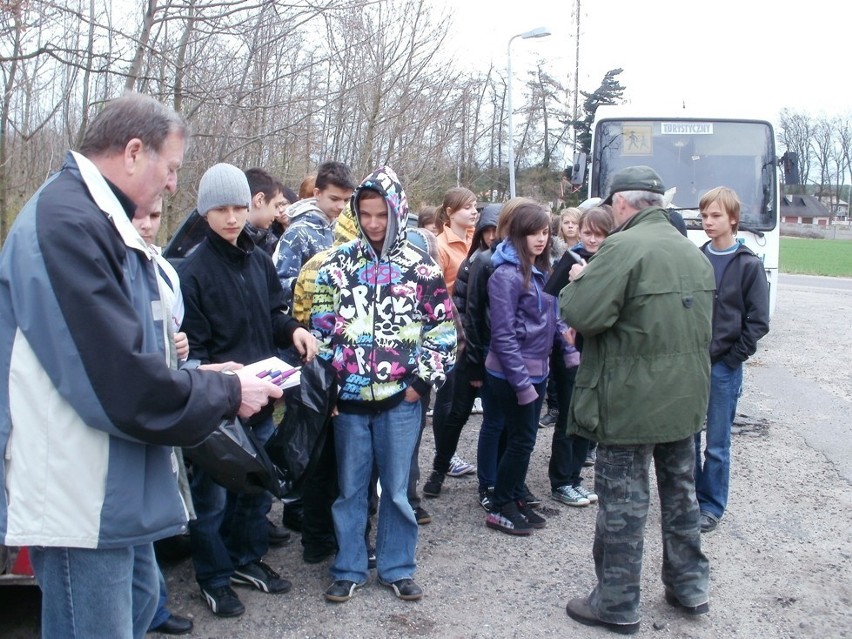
242,356,301,390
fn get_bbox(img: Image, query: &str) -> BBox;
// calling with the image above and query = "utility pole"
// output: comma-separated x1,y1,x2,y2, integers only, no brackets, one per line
572,0,581,154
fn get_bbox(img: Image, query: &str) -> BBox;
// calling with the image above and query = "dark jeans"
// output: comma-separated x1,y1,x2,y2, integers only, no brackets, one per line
588,437,709,624
300,422,338,553
545,373,559,412
476,373,507,490
189,416,274,588
548,357,590,489
489,375,546,508
431,363,478,473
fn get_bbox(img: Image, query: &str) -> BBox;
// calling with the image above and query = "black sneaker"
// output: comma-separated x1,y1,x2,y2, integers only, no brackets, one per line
324,579,363,603
522,484,541,507
584,447,597,467
380,577,423,601
368,547,377,570
303,543,337,564
281,504,303,532
539,407,558,428
517,499,546,529
267,518,291,546
231,560,292,594
700,512,720,533
478,487,495,512
201,584,245,617
485,501,532,536
422,471,444,498
413,505,432,525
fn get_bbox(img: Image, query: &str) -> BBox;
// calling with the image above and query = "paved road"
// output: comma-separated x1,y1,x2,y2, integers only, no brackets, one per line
748,273,852,483
779,272,852,291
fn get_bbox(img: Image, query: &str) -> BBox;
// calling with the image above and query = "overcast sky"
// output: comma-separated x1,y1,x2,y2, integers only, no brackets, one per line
442,0,851,121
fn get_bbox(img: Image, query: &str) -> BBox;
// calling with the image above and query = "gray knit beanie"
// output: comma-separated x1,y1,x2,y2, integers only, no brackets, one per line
197,163,252,216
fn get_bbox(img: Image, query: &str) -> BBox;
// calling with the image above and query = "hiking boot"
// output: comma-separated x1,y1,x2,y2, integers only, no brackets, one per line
522,484,541,507
539,407,558,428
413,505,432,525
574,484,598,504
231,560,292,594
566,597,640,635
485,501,532,536
422,471,445,497
267,518,291,546
380,577,423,601
517,500,546,529
664,589,710,615
551,485,590,507
700,512,719,533
201,585,245,618
447,454,476,477
324,579,363,603
478,486,495,512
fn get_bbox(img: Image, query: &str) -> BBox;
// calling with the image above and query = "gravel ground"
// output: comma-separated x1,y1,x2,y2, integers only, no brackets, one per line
3,276,851,638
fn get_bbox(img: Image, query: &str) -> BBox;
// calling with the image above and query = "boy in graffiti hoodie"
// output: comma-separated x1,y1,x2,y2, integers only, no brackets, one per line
310,166,456,603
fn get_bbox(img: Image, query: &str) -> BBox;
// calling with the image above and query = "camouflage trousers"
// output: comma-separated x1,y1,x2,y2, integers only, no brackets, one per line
587,436,709,624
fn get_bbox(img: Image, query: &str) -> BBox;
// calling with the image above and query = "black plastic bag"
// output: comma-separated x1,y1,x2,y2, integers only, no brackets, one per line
184,416,282,498
265,357,337,501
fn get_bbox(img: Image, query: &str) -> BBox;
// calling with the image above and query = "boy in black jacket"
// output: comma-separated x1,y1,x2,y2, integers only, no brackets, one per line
178,163,317,617
696,186,770,533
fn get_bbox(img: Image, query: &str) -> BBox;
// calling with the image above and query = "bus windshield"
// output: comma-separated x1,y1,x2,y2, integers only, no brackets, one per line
591,119,777,231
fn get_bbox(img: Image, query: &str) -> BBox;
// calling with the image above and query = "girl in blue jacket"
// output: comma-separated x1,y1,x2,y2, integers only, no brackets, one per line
484,199,564,536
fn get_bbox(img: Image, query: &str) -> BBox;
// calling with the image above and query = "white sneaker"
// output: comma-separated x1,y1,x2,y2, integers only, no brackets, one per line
446,454,476,477
471,397,484,414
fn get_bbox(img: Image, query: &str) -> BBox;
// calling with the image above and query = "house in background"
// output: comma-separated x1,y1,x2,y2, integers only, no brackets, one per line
815,195,849,219
781,194,832,225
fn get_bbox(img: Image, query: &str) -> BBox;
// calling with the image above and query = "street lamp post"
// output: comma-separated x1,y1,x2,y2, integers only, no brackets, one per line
507,26,552,198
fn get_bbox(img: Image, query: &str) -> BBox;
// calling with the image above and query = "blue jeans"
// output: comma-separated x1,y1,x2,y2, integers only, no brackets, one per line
31,543,159,639
189,415,274,589
488,375,546,508
695,360,743,519
589,438,709,624
331,398,421,585
475,374,506,490
148,567,170,631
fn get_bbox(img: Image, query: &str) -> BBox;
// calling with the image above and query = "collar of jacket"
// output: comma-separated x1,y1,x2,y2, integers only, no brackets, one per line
614,206,668,233
206,226,255,265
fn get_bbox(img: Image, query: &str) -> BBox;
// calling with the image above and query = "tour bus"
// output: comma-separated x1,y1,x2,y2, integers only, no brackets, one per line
585,106,780,314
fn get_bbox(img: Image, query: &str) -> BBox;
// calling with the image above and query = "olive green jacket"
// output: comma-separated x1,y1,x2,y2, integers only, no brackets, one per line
559,207,715,445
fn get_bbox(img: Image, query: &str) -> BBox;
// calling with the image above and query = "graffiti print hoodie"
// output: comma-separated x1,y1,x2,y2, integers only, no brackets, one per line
310,167,457,412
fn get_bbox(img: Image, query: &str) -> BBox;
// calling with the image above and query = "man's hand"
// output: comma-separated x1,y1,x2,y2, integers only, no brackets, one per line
173,331,189,361
292,327,318,362
198,361,243,373
469,380,483,388
234,368,283,419
569,261,587,282
404,386,421,403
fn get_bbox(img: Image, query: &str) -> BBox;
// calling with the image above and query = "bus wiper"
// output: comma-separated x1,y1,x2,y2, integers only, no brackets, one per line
738,224,765,238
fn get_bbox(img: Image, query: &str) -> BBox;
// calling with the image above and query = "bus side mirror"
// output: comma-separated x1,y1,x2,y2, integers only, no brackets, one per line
568,152,587,186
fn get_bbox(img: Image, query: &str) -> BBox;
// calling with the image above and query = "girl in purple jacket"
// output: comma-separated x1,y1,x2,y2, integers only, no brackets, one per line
484,199,564,536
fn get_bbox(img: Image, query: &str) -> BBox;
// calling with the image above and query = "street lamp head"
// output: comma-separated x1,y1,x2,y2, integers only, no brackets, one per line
521,26,552,39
